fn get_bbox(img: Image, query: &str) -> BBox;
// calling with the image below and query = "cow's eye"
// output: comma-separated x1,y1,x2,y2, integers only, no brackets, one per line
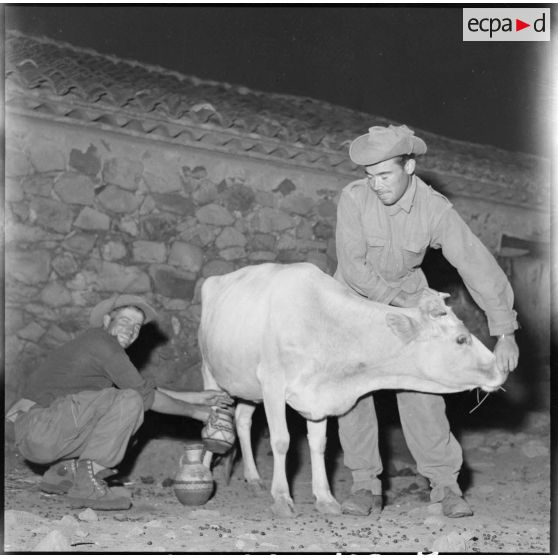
456,334,469,345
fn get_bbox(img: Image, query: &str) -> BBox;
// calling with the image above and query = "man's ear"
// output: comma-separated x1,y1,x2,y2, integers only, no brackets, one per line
386,313,420,344
404,158,416,175
102,314,111,329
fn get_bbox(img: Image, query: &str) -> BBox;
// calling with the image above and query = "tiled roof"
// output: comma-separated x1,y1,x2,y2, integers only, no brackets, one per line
5,30,549,209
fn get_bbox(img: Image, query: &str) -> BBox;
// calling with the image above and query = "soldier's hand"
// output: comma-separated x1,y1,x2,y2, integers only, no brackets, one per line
493,334,519,374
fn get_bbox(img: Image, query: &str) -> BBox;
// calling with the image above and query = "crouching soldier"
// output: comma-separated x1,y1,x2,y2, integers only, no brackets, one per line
6,294,232,511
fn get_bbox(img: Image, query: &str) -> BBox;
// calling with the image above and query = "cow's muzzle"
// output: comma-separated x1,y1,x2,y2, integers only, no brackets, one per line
480,366,509,392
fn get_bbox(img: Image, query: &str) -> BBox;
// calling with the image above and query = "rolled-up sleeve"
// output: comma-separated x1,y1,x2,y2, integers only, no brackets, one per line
335,190,400,303
432,207,518,336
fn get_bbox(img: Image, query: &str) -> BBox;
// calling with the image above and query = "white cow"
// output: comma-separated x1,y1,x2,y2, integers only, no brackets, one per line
198,262,508,517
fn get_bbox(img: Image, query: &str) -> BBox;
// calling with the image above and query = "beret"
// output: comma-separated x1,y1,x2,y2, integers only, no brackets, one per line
349,124,427,166
90,294,158,327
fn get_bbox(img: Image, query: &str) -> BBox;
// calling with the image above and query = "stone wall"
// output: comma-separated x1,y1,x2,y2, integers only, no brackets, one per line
5,115,550,408
4,117,347,406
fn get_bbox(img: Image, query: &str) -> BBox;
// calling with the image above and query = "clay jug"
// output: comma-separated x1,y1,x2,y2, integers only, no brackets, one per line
173,443,214,506
201,406,236,454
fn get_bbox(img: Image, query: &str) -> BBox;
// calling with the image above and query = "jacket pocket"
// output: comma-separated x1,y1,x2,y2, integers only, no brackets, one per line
365,236,386,263
366,236,387,250
401,238,428,269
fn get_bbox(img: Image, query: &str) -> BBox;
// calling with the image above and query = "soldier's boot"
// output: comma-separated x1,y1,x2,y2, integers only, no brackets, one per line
39,459,78,495
66,459,131,510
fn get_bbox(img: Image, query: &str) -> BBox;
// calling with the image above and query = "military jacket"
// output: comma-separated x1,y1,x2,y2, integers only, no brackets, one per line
334,175,518,336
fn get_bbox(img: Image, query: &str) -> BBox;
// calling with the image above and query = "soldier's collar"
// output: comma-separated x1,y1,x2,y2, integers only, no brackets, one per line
388,175,417,215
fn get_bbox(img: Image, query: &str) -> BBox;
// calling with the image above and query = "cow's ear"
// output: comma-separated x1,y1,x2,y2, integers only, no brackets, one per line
386,313,419,344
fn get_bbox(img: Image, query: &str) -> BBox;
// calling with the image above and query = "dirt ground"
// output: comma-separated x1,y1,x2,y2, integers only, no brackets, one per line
3,391,551,554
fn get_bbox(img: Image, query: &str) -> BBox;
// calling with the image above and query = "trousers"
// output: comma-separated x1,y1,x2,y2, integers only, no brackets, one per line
14,388,144,469
337,390,463,502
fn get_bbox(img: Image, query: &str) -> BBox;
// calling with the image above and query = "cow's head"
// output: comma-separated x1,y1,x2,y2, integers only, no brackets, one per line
385,291,508,393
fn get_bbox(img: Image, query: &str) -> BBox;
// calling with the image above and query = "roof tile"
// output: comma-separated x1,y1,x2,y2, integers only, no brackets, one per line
4,30,548,209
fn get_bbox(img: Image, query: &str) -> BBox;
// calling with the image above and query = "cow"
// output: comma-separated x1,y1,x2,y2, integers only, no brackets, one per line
198,262,508,518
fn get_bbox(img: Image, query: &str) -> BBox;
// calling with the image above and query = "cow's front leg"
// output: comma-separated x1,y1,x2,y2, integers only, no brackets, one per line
262,384,295,518
307,419,341,515
236,402,266,494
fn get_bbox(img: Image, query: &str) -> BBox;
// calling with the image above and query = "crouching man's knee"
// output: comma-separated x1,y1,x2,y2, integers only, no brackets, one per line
117,388,144,409
115,389,145,429
15,427,60,464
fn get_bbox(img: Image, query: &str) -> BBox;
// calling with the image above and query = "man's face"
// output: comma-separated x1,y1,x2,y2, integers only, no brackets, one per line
103,307,145,348
364,157,415,206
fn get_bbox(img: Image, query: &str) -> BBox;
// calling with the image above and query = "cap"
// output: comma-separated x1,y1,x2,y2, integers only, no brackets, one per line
349,124,427,166
90,294,158,327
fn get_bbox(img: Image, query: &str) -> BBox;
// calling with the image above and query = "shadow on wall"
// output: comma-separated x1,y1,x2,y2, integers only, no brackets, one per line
126,321,169,372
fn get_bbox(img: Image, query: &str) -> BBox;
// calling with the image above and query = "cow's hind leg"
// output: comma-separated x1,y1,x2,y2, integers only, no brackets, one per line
236,401,266,494
262,383,296,518
307,419,342,515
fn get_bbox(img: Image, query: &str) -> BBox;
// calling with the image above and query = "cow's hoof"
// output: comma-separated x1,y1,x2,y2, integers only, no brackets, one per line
245,479,267,495
315,499,342,515
271,499,296,518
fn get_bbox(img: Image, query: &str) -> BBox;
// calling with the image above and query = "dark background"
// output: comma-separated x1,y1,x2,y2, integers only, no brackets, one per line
5,5,553,158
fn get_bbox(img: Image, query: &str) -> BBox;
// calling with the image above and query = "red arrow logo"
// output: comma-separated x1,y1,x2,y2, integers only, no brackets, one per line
516,18,530,31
